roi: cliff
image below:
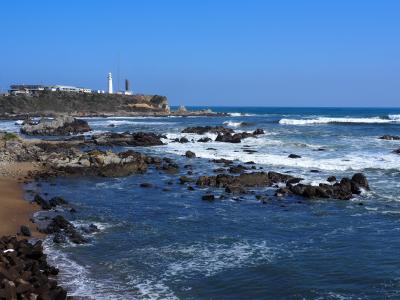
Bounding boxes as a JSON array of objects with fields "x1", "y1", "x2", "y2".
[{"x1": 0, "y1": 91, "x2": 169, "y2": 116}]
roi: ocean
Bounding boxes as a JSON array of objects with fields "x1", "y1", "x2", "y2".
[{"x1": 3, "y1": 107, "x2": 400, "y2": 299}]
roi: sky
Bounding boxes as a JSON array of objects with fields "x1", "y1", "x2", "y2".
[{"x1": 0, "y1": 0, "x2": 399, "y2": 106}]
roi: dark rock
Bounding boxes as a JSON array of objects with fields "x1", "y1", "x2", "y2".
[
  {"x1": 253, "y1": 128, "x2": 265, "y2": 135},
  {"x1": 379, "y1": 135, "x2": 400, "y2": 140},
  {"x1": 48, "y1": 196, "x2": 68, "y2": 207},
  {"x1": 393, "y1": 148, "x2": 400, "y2": 154},
  {"x1": 93, "y1": 132, "x2": 164, "y2": 147},
  {"x1": 288, "y1": 154, "x2": 301, "y2": 159},
  {"x1": 33, "y1": 194, "x2": 51, "y2": 210},
  {"x1": 185, "y1": 151, "x2": 196, "y2": 158},
  {"x1": 228, "y1": 165, "x2": 248, "y2": 174},
  {"x1": 140, "y1": 183, "x2": 153, "y2": 188},
  {"x1": 202, "y1": 194, "x2": 215, "y2": 201},
  {"x1": 179, "y1": 176, "x2": 195, "y2": 184},
  {"x1": 351, "y1": 173, "x2": 369, "y2": 190},
  {"x1": 243, "y1": 149, "x2": 258, "y2": 153},
  {"x1": 198, "y1": 137, "x2": 212, "y2": 143},
  {"x1": 80, "y1": 224, "x2": 100, "y2": 234},
  {"x1": 327, "y1": 176, "x2": 337, "y2": 182},
  {"x1": 0, "y1": 237, "x2": 68, "y2": 298},
  {"x1": 20, "y1": 226, "x2": 31, "y2": 237},
  {"x1": 211, "y1": 158, "x2": 233, "y2": 165},
  {"x1": 182, "y1": 126, "x2": 234, "y2": 135}
]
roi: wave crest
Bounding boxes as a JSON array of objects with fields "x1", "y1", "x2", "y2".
[{"x1": 279, "y1": 116, "x2": 400, "y2": 125}]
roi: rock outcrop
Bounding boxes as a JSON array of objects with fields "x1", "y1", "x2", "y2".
[
  {"x1": 42, "y1": 149, "x2": 151, "y2": 177},
  {"x1": 284, "y1": 173, "x2": 369, "y2": 200},
  {"x1": 196, "y1": 171, "x2": 369, "y2": 200},
  {"x1": 379, "y1": 135, "x2": 400, "y2": 140},
  {"x1": 92, "y1": 132, "x2": 164, "y2": 147},
  {"x1": 21, "y1": 116, "x2": 91, "y2": 136},
  {"x1": 0, "y1": 92, "x2": 169, "y2": 116},
  {"x1": 0, "y1": 236, "x2": 67, "y2": 299},
  {"x1": 181, "y1": 126, "x2": 234, "y2": 135}
]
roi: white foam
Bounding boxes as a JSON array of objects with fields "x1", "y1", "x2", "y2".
[
  {"x1": 228, "y1": 112, "x2": 255, "y2": 117},
  {"x1": 388, "y1": 114, "x2": 400, "y2": 121},
  {"x1": 279, "y1": 117, "x2": 400, "y2": 125},
  {"x1": 88, "y1": 119, "x2": 174, "y2": 127},
  {"x1": 161, "y1": 240, "x2": 277, "y2": 278},
  {"x1": 44, "y1": 238, "x2": 176, "y2": 300},
  {"x1": 161, "y1": 133, "x2": 400, "y2": 171},
  {"x1": 223, "y1": 120, "x2": 243, "y2": 127}
]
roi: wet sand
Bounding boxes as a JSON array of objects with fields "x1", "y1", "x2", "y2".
[{"x1": 0, "y1": 162, "x2": 43, "y2": 237}]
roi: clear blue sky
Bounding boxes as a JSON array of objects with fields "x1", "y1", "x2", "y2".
[{"x1": 1, "y1": 0, "x2": 399, "y2": 106}]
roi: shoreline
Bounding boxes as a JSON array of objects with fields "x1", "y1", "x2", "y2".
[{"x1": 0, "y1": 161, "x2": 43, "y2": 237}]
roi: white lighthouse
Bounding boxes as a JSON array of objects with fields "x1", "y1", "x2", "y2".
[{"x1": 107, "y1": 72, "x2": 113, "y2": 94}]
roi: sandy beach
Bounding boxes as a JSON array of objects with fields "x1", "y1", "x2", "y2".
[{"x1": 0, "y1": 161, "x2": 43, "y2": 237}]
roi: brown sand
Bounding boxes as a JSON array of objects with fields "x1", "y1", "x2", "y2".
[{"x1": 0, "y1": 161, "x2": 44, "y2": 237}]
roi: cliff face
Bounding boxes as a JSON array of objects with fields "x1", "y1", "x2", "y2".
[{"x1": 0, "y1": 91, "x2": 169, "y2": 116}]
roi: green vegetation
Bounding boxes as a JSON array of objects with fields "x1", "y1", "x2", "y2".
[{"x1": 2, "y1": 132, "x2": 19, "y2": 141}]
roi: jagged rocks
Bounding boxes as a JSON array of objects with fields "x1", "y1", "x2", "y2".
[
  {"x1": 182, "y1": 126, "x2": 234, "y2": 135},
  {"x1": 215, "y1": 129, "x2": 265, "y2": 143},
  {"x1": 92, "y1": 132, "x2": 164, "y2": 147},
  {"x1": 0, "y1": 236, "x2": 67, "y2": 299},
  {"x1": 286, "y1": 173, "x2": 369, "y2": 200},
  {"x1": 21, "y1": 116, "x2": 91, "y2": 136},
  {"x1": 41, "y1": 215, "x2": 87, "y2": 244},
  {"x1": 196, "y1": 171, "x2": 296, "y2": 189},
  {"x1": 198, "y1": 137, "x2": 212, "y2": 143},
  {"x1": 43, "y1": 149, "x2": 150, "y2": 177}
]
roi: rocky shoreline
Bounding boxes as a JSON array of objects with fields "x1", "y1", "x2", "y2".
[{"x1": 0, "y1": 120, "x2": 373, "y2": 299}]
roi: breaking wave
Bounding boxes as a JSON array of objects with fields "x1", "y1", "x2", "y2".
[{"x1": 279, "y1": 116, "x2": 400, "y2": 125}]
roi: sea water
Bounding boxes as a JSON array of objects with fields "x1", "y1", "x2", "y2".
[{"x1": 3, "y1": 107, "x2": 400, "y2": 299}]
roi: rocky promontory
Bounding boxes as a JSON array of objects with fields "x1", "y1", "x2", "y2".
[{"x1": 0, "y1": 91, "x2": 169, "y2": 117}]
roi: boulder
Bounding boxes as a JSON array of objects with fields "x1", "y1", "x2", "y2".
[
  {"x1": 288, "y1": 154, "x2": 301, "y2": 159},
  {"x1": 253, "y1": 128, "x2": 265, "y2": 135},
  {"x1": 0, "y1": 237, "x2": 67, "y2": 299},
  {"x1": 185, "y1": 151, "x2": 196, "y2": 158}
]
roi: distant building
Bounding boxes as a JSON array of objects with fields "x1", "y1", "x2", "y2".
[
  {"x1": 9, "y1": 84, "x2": 45, "y2": 95},
  {"x1": 9, "y1": 84, "x2": 93, "y2": 95}
]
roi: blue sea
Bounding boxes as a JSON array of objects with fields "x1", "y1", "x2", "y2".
[{"x1": 3, "y1": 107, "x2": 400, "y2": 299}]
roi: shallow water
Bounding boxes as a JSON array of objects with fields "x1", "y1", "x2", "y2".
[{"x1": 3, "y1": 107, "x2": 400, "y2": 299}]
